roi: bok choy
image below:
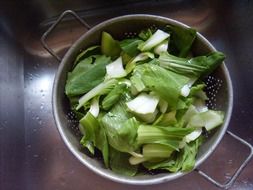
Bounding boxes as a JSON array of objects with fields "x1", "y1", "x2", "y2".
[{"x1": 65, "y1": 25, "x2": 225, "y2": 176}]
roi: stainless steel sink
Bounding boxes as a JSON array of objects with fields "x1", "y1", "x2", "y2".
[{"x1": 1, "y1": 0, "x2": 253, "y2": 189}]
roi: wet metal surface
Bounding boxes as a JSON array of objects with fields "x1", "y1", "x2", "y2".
[{"x1": 1, "y1": 0, "x2": 253, "y2": 189}]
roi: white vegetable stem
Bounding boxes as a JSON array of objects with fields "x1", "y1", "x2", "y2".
[
  {"x1": 181, "y1": 85, "x2": 191, "y2": 97},
  {"x1": 126, "y1": 93, "x2": 159, "y2": 114},
  {"x1": 76, "y1": 79, "x2": 116, "y2": 110},
  {"x1": 154, "y1": 40, "x2": 169, "y2": 55},
  {"x1": 131, "y1": 52, "x2": 154, "y2": 63},
  {"x1": 106, "y1": 56, "x2": 127, "y2": 78},
  {"x1": 184, "y1": 129, "x2": 202, "y2": 143},
  {"x1": 89, "y1": 97, "x2": 100, "y2": 117},
  {"x1": 139, "y1": 29, "x2": 170, "y2": 51},
  {"x1": 188, "y1": 110, "x2": 224, "y2": 131}
]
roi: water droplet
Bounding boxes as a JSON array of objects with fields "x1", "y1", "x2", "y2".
[
  {"x1": 27, "y1": 145, "x2": 32, "y2": 148},
  {"x1": 33, "y1": 154, "x2": 39, "y2": 158},
  {"x1": 36, "y1": 116, "x2": 40, "y2": 120},
  {"x1": 38, "y1": 120, "x2": 42, "y2": 125},
  {"x1": 40, "y1": 89, "x2": 43, "y2": 93},
  {"x1": 40, "y1": 103, "x2": 44, "y2": 110}
]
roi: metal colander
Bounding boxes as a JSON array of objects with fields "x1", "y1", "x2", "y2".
[{"x1": 50, "y1": 13, "x2": 233, "y2": 185}]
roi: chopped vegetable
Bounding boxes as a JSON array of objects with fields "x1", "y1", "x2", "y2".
[
  {"x1": 76, "y1": 79, "x2": 117, "y2": 110},
  {"x1": 65, "y1": 55, "x2": 111, "y2": 96},
  {"x1": 102, "y1": 83, "x2": 128, "y2": 110},
  {"x1": 159, "y1": 51, "x2": 225, "y2": 78},
  {"x1": 89, "y1": 97, "x2": 100, "y2": 117},
  {"x1": 101, "y1": 32, "x2": 121, "y2": 58},
  {"x1": 126, "y1": 93, "x2": 159, "y2": 115},
  {"x1": 65, "y1": 26, "x2": 225, "y2": 176},
  {"x1": 154, "y1": 39, "x2": 169, "y2": 55},
  {"x1": 138, "y1": 29, "x2": 170, "y2": 52},
  {"x1": 106, "y1": 56, "x2": 127, "y2": 78}
]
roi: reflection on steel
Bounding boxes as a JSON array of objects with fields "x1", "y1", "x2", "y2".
[{"x1": 41, "y1": 10, "x2": 91, "y2": 62}]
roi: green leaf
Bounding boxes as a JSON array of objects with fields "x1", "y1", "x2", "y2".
[
  {"x1": 126, "y1": 52, "x2": 154, "y2": 74},
  {"x1": 101, "y1": 96, "x2": 139, "y2": 153},
  {"x1": 110, "y1": 147, "x2": 138, "y2": 176},
  {"x1": 119, "y1": 38, "x2": 143, "y2": 57},
  {"x1": 66, "y1": 55, "x2": 111, "y2": 97},
  {"x1": 168, "y1": 137, "x2": 203, "y2": 172},
  {"x1": 134, "y1": 64, "x2": 190, "y2": 108},
  {"x1": 96, "y1": 118, "x2": 109, "y2": 168},
  {"x1": 71, "y1": 56, "x2": 93, "y2": 75},
  {"x1": 80, "y1": 112, "x2": 98, "y2": 141},
  {"x1": 138, "y1": 28, "x2": 154, "y2": 40},
  {"x1": 189, "y1": 84, "x2": 206, "y2": 97},
  {"x1": 74, "y1": 45, "x2": 100, "y2": 65},
  {"x1": 187, "y1": 110, "x2": 224, "y2": 131},
  {"x1": 138, "y1": 29, "x2": 170, "y2": 52},
  {"x1": 102, "y1": 83, "x2": 128, "y2": 110},
  {"x1": 80, "y1": 137, "x2": 95, "y2": 155},
  {"x1": 154, "y1": 111, "x2": 177, "y2": 126},
  {"x1": 137, "y1": 125, "x2": 194, "y2": 150},
  {"x1": 143, "y1": 157, "x2": 175, "y2": 170},
  {"x1": 79, "y1": 112, "x2": 109, "y2": 167},
  {"x1": 102, "y1": 115, "x2": 139, "y2": 153},
  {"x1": 76, "y1": 79, "x2": 118, "y2": 110},
  {"x1": 159, "y1": 51, "x2": 225, "y2": 78},
  {"x1": 101, "y1": 32, "x2": 121, "y2": 59},
  {"x1": 130, "y1": 74, "x2": 146, "y2": 92},
  {"x1": 143, "y1": 143, "x2": 174, "y2": 158},
  {"x1": 143, "y1": 137, "x2": 203, "y2": 172},
  {"x1": 166, "y1": 25, "x2": 196, "y2": 57}
]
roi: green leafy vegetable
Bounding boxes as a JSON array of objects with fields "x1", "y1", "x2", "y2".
[
  {"x1": 79, "y1": 112, "x2": 109, "y2": 167},
  {"x1": 134, "y1": 64, "x2": 190, "y2": 108},
  {"x1": 110, "y1": 147, "x2": 138, "y2": 176},
  {"x1": 101, "y1": 32, "x2": 121, "y2": 58},
  {"x1": 101, "y1": 96, "x2": 139, "y2": 153},
  {"x1": 102, "y1": 83, "x2": 128, "y2": 110},
  {"x1": 74, "y1": 45, "x2": 100, "y2": 65},
  {"x1": 76, "y1": 79, "x2": 118, "y2": 110},
  {"x1": 138, "y1": 28, "x2": 153, "y2": 40},
  {"x1": 159, "y1": 51, "x2": 225, "y2": 78},
  {"x1": 138, "y1": 29, "x2": 170, "y2": 52},
  {"x1": 166, "y1": 25, "x2": 196, "y2": 57},
  {"x1": 120, "y1": 38, "x2": 143, "y2": 57},
  {"x1": 137, "y1": 125, "x2": 195, "y2": 150},
  {"x1": 66, "y1": 55, "x2": 111, "y2": 97},
  {"x1": 65, "y1": 26, "x2": 226, "y2": 176}
]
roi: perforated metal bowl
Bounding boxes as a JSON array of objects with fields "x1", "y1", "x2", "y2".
[{"x1": 52, "y1": 14, "x2": 233, "y2": 185}]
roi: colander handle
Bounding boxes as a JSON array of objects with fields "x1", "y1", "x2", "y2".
[
  {"x1": 195, "y1": 131, "x2": 253, "y2": 189},
  {"x1": 41, "y1": 10, "x2": 91, "y2": 62}
]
